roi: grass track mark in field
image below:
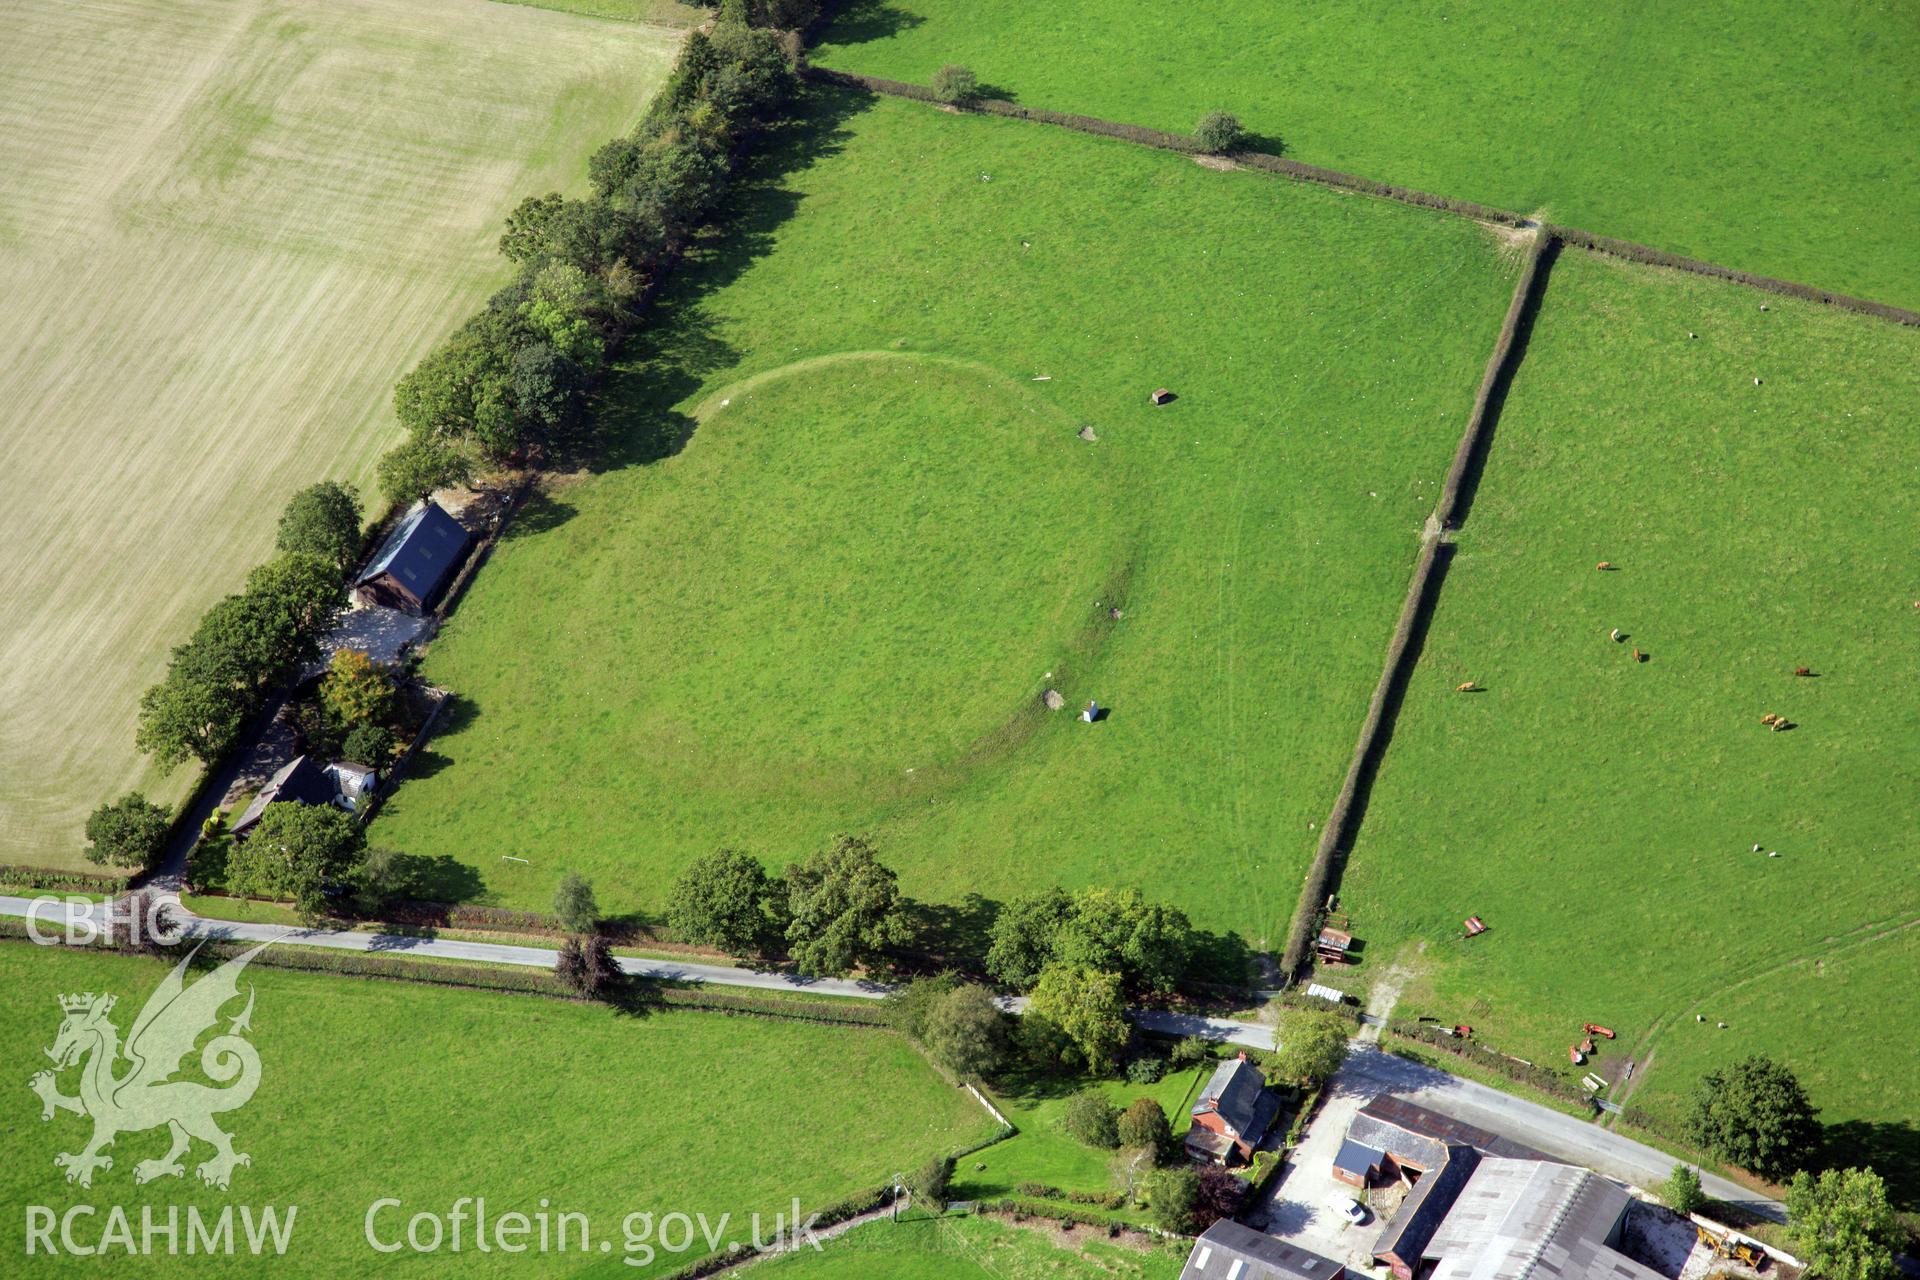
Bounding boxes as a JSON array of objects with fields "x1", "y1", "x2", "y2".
[{"x1": 1338, "y1": 248, "x2": 1920, "y2": 1190}]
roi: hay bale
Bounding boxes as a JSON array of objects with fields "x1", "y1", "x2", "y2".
[
  {"x1": 1042, "y1": 689, "x2": 1066, "y2": 711},
  {"x1": 1078, "y1": 425, "x2": 1098, "y2": 442}
]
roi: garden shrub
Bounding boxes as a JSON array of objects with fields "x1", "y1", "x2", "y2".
[
  {"x1": 1662, "y1": 1164, "x2": 1705, "y2": 1214},
  {"x1": 1116, "y1": 1096, "x2": 1172, "y2": 1156},
  {"x1": 1061, "y1": 1089, "x2": 1121, "y2": 1149},
  {"x1": 1168, "y1": 1035, "x2": 1214, "y2": 1069},
  {"x1": 342, "y1": 722, "x2": 396, "y2": 765},
  {"x1": 1126, "y1": 1054, "x2": 1166, "y2": 1084}
]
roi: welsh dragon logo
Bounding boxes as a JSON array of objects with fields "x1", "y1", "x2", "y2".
[{"x1": 29, "y1": 941, "x2": 268, "y2": 1190}]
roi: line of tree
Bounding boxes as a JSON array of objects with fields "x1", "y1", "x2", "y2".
[
  {"x1": 129, "y1": 481, "x2": 361, "y2": 777},
  {"x1": 986, "y1": 885, "x2": 1198, "y2": 995},
  {"x1": 667, "y1": 835, "x2": 909, "y2": 979},
  {"x1": 374, "y1": 11, "x2": 802, "y2": 503},
  {"x1": 97, "y1": 10, "x2": 815, "y2": 862}
]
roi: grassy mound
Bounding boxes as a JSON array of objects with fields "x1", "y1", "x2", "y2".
[{"x1": 371, "y1": 86, "x2": 1521, "y2": 943}]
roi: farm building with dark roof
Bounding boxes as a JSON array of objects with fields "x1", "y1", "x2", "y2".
[
  {"x1": 1335, "y1": 1096, "x2": 1546, "y2": 1188},
  {"x1": 231, "y1": 755, "x2": 337, "y2": 837},
  {"x1": 352, "y1": 499, "x2": 471, "y2": 615},
  {"x1": 1182, "y1": 1220, "x2": 1345, "y2": 1280}
]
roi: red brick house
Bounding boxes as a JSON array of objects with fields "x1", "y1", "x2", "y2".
[{"x1": 1185, "y1": 1053, "x2": 1279, "y2": 1165}]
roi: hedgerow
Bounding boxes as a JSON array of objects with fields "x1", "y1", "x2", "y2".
[
  {"x1": 385, "y1": 18, "x2": 801, "y2": 480},
  {"x1": 806, "y1": 65, "x2": 1919, "y2": 331},
  {"x1": 0, "y1": 864, "x2": 130, "y2": 893},
  {"x1": 1279, "y1": 235, "x2": 1552, "y2": 977}
]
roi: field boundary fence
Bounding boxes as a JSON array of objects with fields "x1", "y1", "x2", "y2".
[
  {"x1": 800, "y1": 67, "x2": 1920, "y2": 328},
  {"x1": 1279, "y1": 233, "x2": 1554, "y2": 977}
]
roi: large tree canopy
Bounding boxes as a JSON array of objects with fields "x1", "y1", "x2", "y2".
[
  {"x1": 988, "y1": 886, "x2": 1194, "y2": 994},
  {"x1": 1020, "y1": 962, "x2": 1128, "y2": 1074},
  {"x1": 377, "y1": 436, "x2": 474, "y2": 507},
  {"x1": 669, "y1": 848, "x2": 784, "y2": 957},
  {"x1": 1786, "y1": 1167, "x2": 1900, "y2": 1280},
  {"x1": 782, "y1": 835, "x2": 908, "y2": 977},
  {"x1": 275, "y1": 481, "x2": 362, "y2": 573},
  {"x1": 1267, "y1": 1007, "x2": 1352, "y2": 1086},
  {"x1": 227, "y1": 802, "x2": 366, "y2": 920},
  {"x1": 84, "y1": 792, "x2": 171, "y2": 870},
  {"x1": 1685, "y1": 1054, "x2": 1820, "y2": 1182}
]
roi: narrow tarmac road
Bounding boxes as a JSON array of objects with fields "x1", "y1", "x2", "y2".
[{"x1": 0, "y1": 895, "x2": 1780, "y2": 1223}]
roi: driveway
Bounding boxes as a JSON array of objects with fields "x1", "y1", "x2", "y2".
[{"x1": 1247, "y1": 1077, "x2": 1383, "y2": 1268}]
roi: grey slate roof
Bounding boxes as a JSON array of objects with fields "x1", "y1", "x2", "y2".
[
  {"x1": 1349, "y1": 1108, "x2": 1447, "y2": 1172},
  {"x1": 1182, "y1": 1220, "x2": 1345, "y2": 1280},
  {"x1": 1194, "y1": 1056, "x2": 1280, "y2": 1143},
  {"x1": 1351, "y1": 1096, "x2": 1547, "y2": 1169},
  {"x1": 356, "y1": 500, "x2": 470, "y2": 609},
  {"x1": 1335, "y1": 1137, "x2": 1387, "y2": 1179},
  {"x1": 1374, "y1": 1143, "x2": 1481, "y2": 1266},
  {"x1": 233, "y1": 755, "x2": 336, "y2": 833},
  {"x1": 326, "y1": 761, "x2": 379, "y2": 812}
]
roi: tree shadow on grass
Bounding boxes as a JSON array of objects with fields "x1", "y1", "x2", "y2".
[
  {"x1": 1822, "y1": 1119, "x2": 1920, "y2": 1210},
  {"x1": 499, "y1": 489, "x2": 577, "y2": 541},
  {"x1": 574, "y1": 84, "x2": 866, "y2": 476},
  {"x1": 816, "y1": 0, "x2": 926, "y2": 47},
  {"x1": 986, "y1": 1065, "x2": 1090, "y2": 1107},
  {"x1": 607, "y1": 979, "x2": 670, "y2": 1021},
  {"x1": 385, "y1": 694, "x2": 477, "y2": 785},
  {"x1": 899, "y1": 892, "x2": 1002, "y2": 973},
  {"x1": 1189, "y1": 929, "x2": 1258, "y2": 990},
  {"x1": 1238, "y1": 130, "x2": 1288, "y2": 157},
  {"x1": 380, "y1": 853, "x2": 486, "y2": 905}
]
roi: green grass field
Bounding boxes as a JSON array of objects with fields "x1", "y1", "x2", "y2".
[
  {"x1": 369, "y1": 86, "x2": 1521, "y2": 943},
  {"x1": 813, "y1": 0, "x2": 1920, "y2": 307},
  {"x1": 955, "y1": 1067, "x2": 1209, "y2": 1210},
  {"x1": 1621, "y1": 926, "x2": 1920, "y2": 1204},
  {"x1": 0, "y1": 940, "x2": 996, "y2": 1275},
  {"x1": 0, "y1": 0, "x2": 683, "y2": 869},
  {"x1": 757, "y1": 1214, "x2": 1184, "y2": 1279},
  {"x1": 1335, "y1": 249, "x2": 1920, "y2": 1190}
]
